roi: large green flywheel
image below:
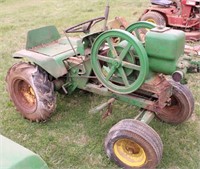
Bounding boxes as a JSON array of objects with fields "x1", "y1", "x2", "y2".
[{"x1": 91, "y1": 29, "x2": 149, "y2": 94}]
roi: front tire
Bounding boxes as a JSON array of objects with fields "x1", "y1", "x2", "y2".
[
  {"x1": 6, "y1": 62, "x2": 56, "y2": 121},
  {"x1": 105, "y1": 119, "x2": 163, "y2": 169}
]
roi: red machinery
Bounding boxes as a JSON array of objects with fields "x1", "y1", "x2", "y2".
[{"x1": 139, "y1": 0, "x2": 200, "y2": 41}]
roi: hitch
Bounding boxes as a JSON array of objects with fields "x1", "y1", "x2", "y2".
[
  {"x1": 89, "y1": 98, "x2": 115, "y2": 120},
  {"x1": 89, "y1": 98, "x2": 115, "y2": 114}
]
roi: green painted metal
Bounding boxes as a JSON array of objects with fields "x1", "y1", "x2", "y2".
[
  {"x1": 140, "y1": 111, "x2": 155, "y2": 124},
  {"x1": 126, "y1": 21, "x2": 156, "y2": 32},
  {"x1": 0, "y1": 135, "x2": 48, "y2": 169},
  {"x1": 134, "y1": 110, "x2": 155, "y2": 124},
  {"x1": 91, "y1": 29, "x2": 149, "y2": 94},
  {"x1": 26, "y1": 25, "x2": 61, "y2": 49},
  {"x1": 77, "y1": 40, "x2": 85, "y2": 55},
  {"x1": 61, "y1": 81, "x2": 78, "y2": 95},
  {"x1": 81, "y1": 83, "x2": 149, "y2": 109},
  {"x1": 83, "y1": 83, "x2": 112, "y2": 96},
  {"x1": 126, "y1": 21, "x2": 156, "y2": 42},
  {"x1": 146, "y1": 27, "x2": 185, "y2": 74},
  {"x1": 68, "y1": 59, "x2": 93, "y2": 90},
  {"x1": 13, "y1": 36, "x2": 80, "y2": 78},
  {"x1": 190, "y1": 60, "x2": 200, "y2": 72},
  {"x1": 107, "y1": 45, "x2": 135, "y2": 76},
  {"x1": 81, "y1": 32, "x2": 103, "y2": 54},
  {"x1": 114, "y1": 94, "x2": 148, "y2": 108},
  {"x1": 13, "y1": 49, "x2": 68, "y2": 78},
  {"x1": 32, "y1": 37, "x2": 79, "y2": 57}
]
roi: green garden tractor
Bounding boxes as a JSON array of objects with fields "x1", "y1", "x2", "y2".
[{"x1": 6, "y1": 4, "x2": 195, "y2": 169}]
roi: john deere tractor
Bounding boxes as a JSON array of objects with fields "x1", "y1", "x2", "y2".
[{"x1": 6, "y1": 4, "x2": 195, "y2": 169}]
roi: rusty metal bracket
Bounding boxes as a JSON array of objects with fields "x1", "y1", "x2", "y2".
[
  {"x1": 107, "y1": 16, "x2": 129, "y2": 30},
  {"x1": 89, "y1": 98, "x2": 115, "y2": 114},
  {"x1": 89, "y1": 98, "x2": 116, "y2": 120},
  {"x1": 139, "y1": 74, "x2": 172, "y2": 108},
  {"x1": 102, "y1": 100, "x2": 114, "y2": 120}
]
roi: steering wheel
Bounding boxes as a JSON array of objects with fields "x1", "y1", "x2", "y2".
[{"x1": 65, "y1": 17, "x2": 105, "y2": 34}]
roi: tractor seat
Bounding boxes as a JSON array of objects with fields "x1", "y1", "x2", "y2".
[
  {"x1": 150, "y1": 0, "x2": 172, "y2": 6},
  {"x1": 25, "y1": 25, "x2": 80, "y2": 57}
]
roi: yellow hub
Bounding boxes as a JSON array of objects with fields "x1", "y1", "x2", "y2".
[
  {"x1": 146, "y1": 19, "x2": 156, "y2": 24},
  {"x1": 114, "y1": 138, "x2": 146, "y2": 167},
  {"x1": 20, "y1": 81, "x2": 36, "y2": 106}
]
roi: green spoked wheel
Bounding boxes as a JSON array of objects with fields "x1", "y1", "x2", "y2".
[
  {"x1": 126, "y1": 21, "x2": 156, "y2": 43},
  {"x1": 91, "y1": 29, "x2": 149, "y2": 94},
  {"x1": 107, "y1": 46, "x2": 135, "y2": 77}
]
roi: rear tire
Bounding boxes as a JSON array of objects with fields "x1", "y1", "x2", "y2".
[
  {"x1": 156, "y1": 81, "x2": 194, "y2": 124},
  {"x1": 105, "y1": 119, "x2": 163, "y2": 169},
  {"x1": 6, "y1": 62, "x2": 56, "y2": 121},
  {"x1": 140, "y1": 11, "x2": 166, "y2": 26}
]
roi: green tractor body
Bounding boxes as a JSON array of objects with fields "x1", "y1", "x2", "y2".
[
  {"x1": 13, "y1": 24, "x2": 188, "y2": 81},
  {"x1": 0, "y1": 135, "x2": 48, "y2": 169},
  {"x1": 14, "y1": 25, "x2": 78, "y2": 78},
  {"x1": 6, "y1": 5, "x2": 196, "y2": 169}
]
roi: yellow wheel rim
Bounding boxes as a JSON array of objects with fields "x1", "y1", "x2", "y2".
[
  {"x1": 20, "y1": 81, "x2": 36, "y2": 107},
  {"x1": 146, "y1": 19, "x2": 156, "y2": 24},
  {"x1": 114, "y1": 138, "x2": 146, "y2": 167}
]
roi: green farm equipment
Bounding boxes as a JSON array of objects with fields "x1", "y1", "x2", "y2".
[
  {"x1": 0, "y1": 135, "x2": 48, "y2": 169},
  {"x1": 6, "y1": 4, "x2": 195, "y2": 169}
]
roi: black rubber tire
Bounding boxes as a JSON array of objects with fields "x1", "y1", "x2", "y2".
[
  {"x1": 156, "y1": 80, "x2": 194, "y2": 124},
  {"x1": 140, "y1": 11, "x2": 166, "y2": 26},
  {"x1": 105, "y1": 119, "x2": 163, "y2": 169},
  {"x1": 6, "y1": 62, "x2": 56, "y2": 121}
]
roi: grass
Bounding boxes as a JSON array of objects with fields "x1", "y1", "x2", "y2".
[{"x1": 1, "y1": 0, "x2": 200, "y2": 168}]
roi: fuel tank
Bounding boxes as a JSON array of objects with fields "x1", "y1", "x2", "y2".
[{"x1": 145, "y1": 27, "x2": 185, "y2": 74}]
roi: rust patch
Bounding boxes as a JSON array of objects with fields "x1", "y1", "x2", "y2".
[
  {"x1": 107, "y1": 16, "x2": 129, "y2": 30},
  {"x1": 140, "y1": 74, "x2": 172, "y2": 109}
]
